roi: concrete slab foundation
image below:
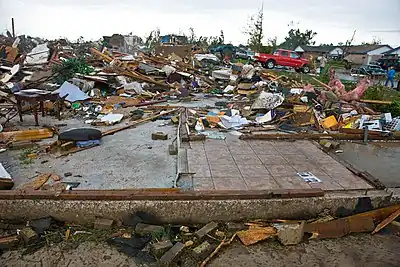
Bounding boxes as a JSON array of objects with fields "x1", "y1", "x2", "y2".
[{"x1": 0, "y1": 190, "x2": 395, "y2": 224}]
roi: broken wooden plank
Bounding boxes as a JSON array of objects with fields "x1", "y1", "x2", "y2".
[
  {"x1": 304, "y1": 215, "x2": 374, "y2": 239},
  {"x1": 304, "y1": 205, "x2": 400, "y2": 239},
  {"x1": 0, "y1": 128, "x2": 54, "y2": 142},
  {"x1": 311, "y1": 77, "x2": 334, "y2": 91},
  {"x1": 237, "y1": 227, "x2": 277, "y2": 245},
  {"x1": 240, "y1": 133, "x2": 400, "y2": 141},
  {"x1": 22, "y1": 173, "x2": 51, "y2": 190},
  {"x1": 0, "y1": 235, "x2": 19, "y2": 250},
  {"x1": 102, "y1": 109, "x2": 178, "y2": 137},
  {"x1": 359, "y1": 99, "x2": 392, "y2": 105},
  {"x1": 372, "y1": 207, "x2": 400, "y2": 234}
]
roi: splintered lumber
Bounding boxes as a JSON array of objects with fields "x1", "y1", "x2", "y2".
[
  {"x1": 239, "y1": 133, "x2": 400, "y2": 141},
  {"x1": 22, "y1": 173, "x2": 51, "y2": 190},
  {"x1": 0, "y1": 128, "x2": 53, "y2": 142},
  {"x1": 372, "y1": 207, "x2": 400, "y2": 234},
  {"x1": 359, "y1": 99, "x2": 392, "y2": 105},
  {"x1": 200, "y1": 233, "x2": 237, "y2": 267},
  {"x1": 90, "y1": 48, "x2": 113, "y2": 63},
  {"x1": 102, "y1": 109, "x2": 178, "y2": 137},
  {"x1": 311, "y1": 77, "x2": 334, "y2": 91},
  {"x1": 304, "y1": 204, "x2": 400, "y2": 239},
  {"x1": 237, "y1": 227, "x2": 277, "y2": 245}
]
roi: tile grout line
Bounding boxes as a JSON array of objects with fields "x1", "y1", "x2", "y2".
[
  {"x1": 224, "y1": 139, "x2": 248, "y2": 190},
  {"x1": 202, "y1": 142, "x2": 217, "y2": 190},
  {"x1": 248, "y1": 141, "x2": 282, "y2": 188}
]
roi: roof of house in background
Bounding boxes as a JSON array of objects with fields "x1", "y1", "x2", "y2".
[
  {"x1": 345, "y1": 44, "x2": 392, "y2": 54},
  {"x1": 384, "y1": 46, "x2": 400, "y2": 55},
  {"x1": 295, "y1": 45, "x2": 337, "y2": 53}
]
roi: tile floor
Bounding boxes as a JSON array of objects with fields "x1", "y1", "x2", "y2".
[{"x1": 187, "y1": 138, "x2": 374, "y2": 191}]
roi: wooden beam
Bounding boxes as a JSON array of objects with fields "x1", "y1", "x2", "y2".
[
  {"x1": 359, "y1": 99, "x2": 392, "y2": 105},
  {"x1": 0, "y1": 188, "x2": 324, "y2": 201},
  {"x1": 311, "y1": 77, "x2": 334, "y2": 91},
  {"x1": 0, "y1": 128, "x2": 54, "y2": 142},
  {"x1": 239, "y1": 133, "x2": 400, "y2": 141}
]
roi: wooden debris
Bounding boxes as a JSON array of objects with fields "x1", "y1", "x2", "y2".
[
  {"x1": 237, "y1": 226, "x2": 277, "y2": 246},
  {"x1": 304, "y1": 205, "x2": 400, "y2": 239},
  {"x1": 200, "y1": 233, "x2": 237, "y2": 267},
  {"x1": 0, "y1": 128, "x2": 53, "y2": 142},
  {"x1": 22, "y1": 173, "x2": 51, "y2": 190},
  {"x1": 0, "y1": 235, "x2": 19, "y2": 250},
  {"x1": 372, "y1": 207, "x2": 400, "y2": 234},
  {"x1": 359, "y1": 99, "x2": 392, "y2": 105},
  {"x1": 50, "y1": 173, "x2": 61, "y2": 182},
  {"x1": 240, "y1": 133, "x2": 400, "y2": 141},
  {"x1": 305, "y1": 216, "x2": 374, "y2": 239}
]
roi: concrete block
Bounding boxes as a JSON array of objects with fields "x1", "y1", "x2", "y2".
[
  {"x1": 135, "y1": 223, "x2": 164, "y2": 235},
  {"x1": 171, "y1": 116, "x2": 179, "y2": 124},
  {"x1": 159, "y1": 242, "x2": 184, "y2": 265},
  {"x1": 192, "y1": 241, "x2": 212, "y2": 260},
  {"x1": 277, "y1": 221, "x2": 305, "y2": 245},
  {"x1": 94, "y1": 218, "x2": 114, "y2": 229},
  {"x1": 168, "y1": 144, "x2": 178, "y2": 155},
  {"x1": 152, "y1": 132, "x2": 168, "y2": 140},
  {"x1": 20, "y1": 227, "x2": 38, "y2": 245},
  {"x1": 226, "y1": 222, "x2": 245, "y2": 231},
  {"x1": 195, "y1": 221, "x2": 218, "y2": 239},
  {"x1": 151, "y1": 240, "x2": 173, "y2": 258}
]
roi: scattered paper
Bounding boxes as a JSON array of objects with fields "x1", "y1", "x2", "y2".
[
  {"x1": 25, "y1": 43, "x2": 50, "y2": 65},
  {"x1": 297, "y1": 172, "x2": 321, "y2": 183},
  {"x1": 223, "y1": 85, "x2": 235, "y2": 93},
  {"x1": 256, "y1": 111, "x2": 272, "y2": 124},
  {"x1": 57, "y1": 81, "x2": 90, "y2": 102},
  {"x1": 124, "y1": 82, "x2": 143, "y2": 94},
  {"x1": 100, "y1": 114, "x2": 124, "y2": 125},
  {"x1": 220, "y1": 115, "x2": 249, "y2": 129},
  {"x1": 251, "y1": 92, "x2": 284, "y2": 110}
]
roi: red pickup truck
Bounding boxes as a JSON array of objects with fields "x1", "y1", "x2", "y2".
[{"x1": 255, "y1": 49, "x2": 311, "y2": 73}]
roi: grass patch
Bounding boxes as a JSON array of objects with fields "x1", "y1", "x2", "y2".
[{"x1": 19, "y1": 148, "x2": 37, "y2": 165}]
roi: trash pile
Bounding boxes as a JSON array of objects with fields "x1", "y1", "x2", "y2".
[
  {"x1": 0, "y1": 205, "x2": 399, "y2": 266},
  {"x1": 1, "y1": 33, "x2": 400, "y2": 191}
]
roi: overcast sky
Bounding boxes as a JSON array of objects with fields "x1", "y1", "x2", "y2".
[{"x1": 0, "y1": 0, "x2": 399, "y2": 46}]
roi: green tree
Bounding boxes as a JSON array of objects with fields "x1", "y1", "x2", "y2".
[
  {"x1": 245, "y1": 6, "x2": 264, "y2": 52},
  {"x1": 279, "y1": 21, "x2": 317, "y2": 50}
]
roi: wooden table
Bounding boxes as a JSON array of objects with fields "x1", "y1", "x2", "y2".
[{"x1": 14, "y1": 90, "x2": 60, "y2": 126}]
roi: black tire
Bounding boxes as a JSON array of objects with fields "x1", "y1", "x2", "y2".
[
  {"x1": 266, "y1": 60, "x2": 275, "y2": 69},
  {"x1": 235, "y1": 54, "x2": 239, "y2": 59},
  {"x1": 295, "y1": 68, "x2": 301, "y2": 73},
  {"x1": 302, "y1": 65, "x2": 310, "y2": 74}
]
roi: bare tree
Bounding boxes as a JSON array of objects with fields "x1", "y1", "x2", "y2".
[{"x1": 245, "y1": 5, "x2": 264, "y2": 52}]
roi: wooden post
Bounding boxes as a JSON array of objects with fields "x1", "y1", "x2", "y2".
[{"x1": 11, "y1": 18, "x2": 15, "y2": 38}]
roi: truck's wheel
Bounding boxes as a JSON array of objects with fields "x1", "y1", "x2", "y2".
[
  {"x1": 266, "y1": 60, "x2": 275, "y2": 69},
  {"x1": 302, "y1": 65, "x2": 310, "y2": 74}
]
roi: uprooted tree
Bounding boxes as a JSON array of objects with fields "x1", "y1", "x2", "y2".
[
  {"x1": 245, "y1": 6, "x2": 264, "y2": 52},
  {"x1": 279, "y1": 21, "x2": 317, "y2": 50}
]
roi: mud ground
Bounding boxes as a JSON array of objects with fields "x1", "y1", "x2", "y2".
[{"x1": 1, "y1": 233, "x2": 399, "y2": 267}]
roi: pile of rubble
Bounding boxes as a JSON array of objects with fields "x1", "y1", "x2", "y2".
[
  {"x1": 0, "y1": 205, "x2": 399, "y2": 266},
  {"x1": 1, "y1": 33, "x2": 400, "y2": 190}
]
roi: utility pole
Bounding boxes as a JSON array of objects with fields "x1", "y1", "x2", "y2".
[{"x1": 11, "y1": 18, "x2": 15, "y2": 38}]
